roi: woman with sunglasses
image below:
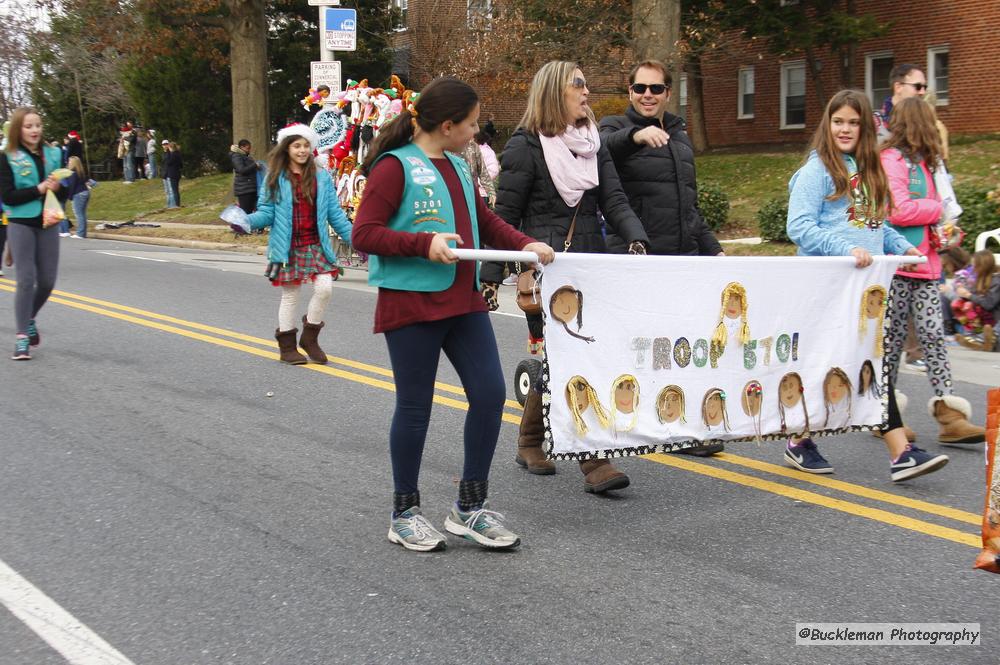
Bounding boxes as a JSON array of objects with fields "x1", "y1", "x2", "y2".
[{"x1": 495, "y1": 60, "x2": 649, "y2": 493}]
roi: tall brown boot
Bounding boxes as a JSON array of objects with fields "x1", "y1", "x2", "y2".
[
  {"x1": 299, "y1": 316, "x2": 328, "y2": 364},
  {"x1": 931, "y1": 395, "x2": 986, "y2": 445},
  {"x1": 275, "y1": 328, "x2": 307, "y2": 365},
  {"x1": 516, "y1": 389, "x2": 556, "y2": 475},
  {"x1": 579, "y1": 459, "x2": 630, "y2": 493}
]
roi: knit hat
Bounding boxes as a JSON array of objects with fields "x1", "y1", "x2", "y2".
[{"x1": 276, "y1": 123, "x2": 319, "y2": 150}]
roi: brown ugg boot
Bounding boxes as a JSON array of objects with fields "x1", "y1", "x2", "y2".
[
  {"x1": 516, "y1": 389, "x2": 556, "y2": 475},
  {"x1": 931, "y1": 395, "x2": 986, "y2": 445},
  {"x1": 275, "y1": 328, "x2": 307, "y2": 365},
  {"x1": 580, "y1": 459, "x2": 630, "y2": 493},
  {"x1": 299, "y1": 316, "x2": 328, "y2": 364}
]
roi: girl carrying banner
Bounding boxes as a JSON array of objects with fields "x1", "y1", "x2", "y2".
[
  {"x1": 785, "y1": 89, "x2": 948, "y2": 483},
  {"x1": 353, "y1": 77, "x2": 554, "y2": 552}
]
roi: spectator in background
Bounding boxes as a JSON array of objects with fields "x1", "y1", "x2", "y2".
[
  {"x1": 66, "y1": 131, "x2": 83, "y2": 163},
  {"x1": 230, "y1": 139, "x2": 259, "y2": 213},
  {"x1": 146, "y1": 130, "x2": 158, "y2": 178},
  {"x1": 163, "y1": 140, "x2": 182, "y2": 208},
  {"x1": 119, "y1": 122, "x2": 135, "y2": 183},
  {"x1": 133, "y1": 129, "x2": 148, "y2": 180},
  {"x1": 62, "y1": 156, "x2": 92, "y2": 239}
]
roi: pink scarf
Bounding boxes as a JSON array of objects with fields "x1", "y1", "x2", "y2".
[{"x1": 539, "y1": 122, "x2": 601, "y2": 207}]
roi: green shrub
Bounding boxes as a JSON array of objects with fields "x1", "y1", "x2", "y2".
[
  {"x1": 954, "y1": 183, "x2": 1000, "y2": 248},
  {"x1": 757, "y1": 196, "x2": 790, "y2": 242},
  {"x1": 698, "y1": 181, "x2": 729, "y2": 231}
]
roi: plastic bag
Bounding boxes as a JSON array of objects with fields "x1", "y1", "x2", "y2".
[
  {"x1": 41, "y1": 190, "x2": 65, "y2": 228},
  {"x1": 220, "y1": 204, "x2": 251, "y2": 235}
]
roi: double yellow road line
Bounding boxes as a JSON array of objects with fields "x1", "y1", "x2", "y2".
[{"x1": 0, "y1": 278, "x2": 983, "y2": 550}]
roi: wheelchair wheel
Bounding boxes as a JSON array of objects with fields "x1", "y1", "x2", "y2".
[{"x1": 513, "y1": 358, "x2": 543, "y2": 407}]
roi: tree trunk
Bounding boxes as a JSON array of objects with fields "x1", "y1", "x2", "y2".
[
  {"x1": 227, "y1": 0, "x2": 270, "y2": 151},
  {"x1": 632, "y1": 0, "x2": 681, "y2": 115},
  {"x1": 804, "y1": 46, "x2": 827, "y2": 113},
  {"x1": 685, "y1": 52, "x2": 708, "y2": 152}
]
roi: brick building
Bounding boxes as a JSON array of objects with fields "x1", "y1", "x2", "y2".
[{"x1": 390, "y1": 0, "x2": 1000, "y2": 147}]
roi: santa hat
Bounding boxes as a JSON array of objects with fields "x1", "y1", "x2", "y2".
[
  {"x1": 67, "y1": 131, "x2": 80, "y2": 140},
  {"x1": 276, "y1": 123, "x2": 319, "y2": 150}
]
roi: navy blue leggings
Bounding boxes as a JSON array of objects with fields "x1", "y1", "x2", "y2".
[{"x1": 384, "y1": 312, "x2": 506, "y2": 494}]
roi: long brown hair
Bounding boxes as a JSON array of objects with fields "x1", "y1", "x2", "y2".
[
  {"x1": 264, "y1": 134, "x2": 317, "y2": 205},
  {"x1": 881, "y1": 97, "x2": 943, "y2": 172},
  {"x1": 518, "y1": 61, "x2": 594, "y2": 137},
  {"x1": 5, "y1": 107, "x2": 43, "y2": 154},
  {"x1": 67, "y1": 156, "x2": 86, "y2": 179},
  {"x1": 809, "y1": 90, "x2": 890, "y2": 220},
  {"x1": 972, "y1": 250, "x2": 997, "y2": 295},
  {"x1": 361, "y1": 77, "x2": 479, "y2": 175}
]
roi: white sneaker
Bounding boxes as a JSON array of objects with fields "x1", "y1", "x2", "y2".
[
  {"x1": 387, "y1": 507, "x2": 447, "y2": 552},
  {"x1": 58, "y1": 232, "x2": 70, "y2": 237},
  {"x1": 444, "y1": 502, "x2": 521, "y2": 549},
  {"x1": 70, "y1": 234, "x2": 82, "y2": 239},
  {"x1": 501, "y1": 274, "x2": 518, "y2": 286}
]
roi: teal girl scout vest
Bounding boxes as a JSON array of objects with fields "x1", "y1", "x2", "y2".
[
  {"x1": 3, "y1": 145, "x2": 63, "y2": 219},
  {"x1": 368, "y1": 142, "x2": 481, "y2": 292}
]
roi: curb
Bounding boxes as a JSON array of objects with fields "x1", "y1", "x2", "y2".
[{"x1": 88, "y1": 232, "x2": 266, "y2": 254}]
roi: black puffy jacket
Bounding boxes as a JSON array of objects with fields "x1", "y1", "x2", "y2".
[
  {"x1": 494, "y1": 128, "x2": 648, "y2": 254},
  {"x1": 230, "y1": 148, "x2": 258, "y2": 196},
  {"x1": 599, "y1": 107, "x2": 722, "y2": 256}
]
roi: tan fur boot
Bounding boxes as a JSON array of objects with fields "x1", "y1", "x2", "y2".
[
  {"x1": 930, "y1": 395, "x2": 986, "y2": 445},
  {"x1": 580, "y1": 459, "x2": 630, "y2": 493},
  {"x1": 299, "y1": 316, "x2": 328, "y2": 364},
  {"x1": 275, "y1": 328, "x2": 307, "y2": 365},
  {"x1": 516, "y1": 389, "x2": 556, "y2": 475}
]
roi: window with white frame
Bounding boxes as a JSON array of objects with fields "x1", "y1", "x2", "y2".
[
  {"x1": 780, "y1": 62, "x2": 806, "y2": 128},
  {"x1": 865, "y1": 52, "x2": 894, "y2": 108},
  {"x1": 679, "y1": 74, "x2": 688, "y2": 119},
  {"x1": 738, "y1": 67, "x2": 755, "y2": 118},
  {"x1": 390, "y1": 0, "x2": 408, "y2": 31},
  {"x1": 927, "y1": 46, "x2": 949, "y2": 105},
  {"x1": 467, "y1": 0, "x2": 492, "y2": 29}
]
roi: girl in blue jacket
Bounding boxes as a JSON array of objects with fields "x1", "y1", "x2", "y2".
[
  {"x1": 247, "y1": 124, "x2": 352, "y2": 366},
  {"x1": 784, "y1": 89, "x2": 947, "y2": 483}
]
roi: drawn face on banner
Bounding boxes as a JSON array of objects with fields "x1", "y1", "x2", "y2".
[
  {"x1": 551, "y1": 287, "x2": 581, "y2": 326},
  {"x1": 656, "y1": 385, "x2": 684, "y2": 424},
  {"x1": 567, "y1": 377, "x2": 591, "y2": 413},
  {"x1": 859, "y1": 360, "x2": 876, "y2": 394},
  {"x1": 742, "y1": 381, "x2": 763, "y2": 417},
  {"x1": 779, "y1": 373, "x2": 803, "y2": 408},
  {"x1": 824, "y1": 368, "x2": 850, "y2": 405},
  {"x1": 703, "y1": 390, "x2": 724, "y2": 426},
  {"x1": 864, "y1": 287, "x2": 886, "y2": 319},
  {"x1": 725, "y1": 292, "x2": 743, "y2": 319},
  {"x1": 613, "y1": 377, "x2": 638, "y2": 414}
]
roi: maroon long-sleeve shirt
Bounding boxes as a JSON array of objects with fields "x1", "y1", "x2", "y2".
[{"x1": 352, "y1": 154, "x2": 536, "y2": 333}]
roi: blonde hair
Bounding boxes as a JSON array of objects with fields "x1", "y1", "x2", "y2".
[
  {"x1": 655, "y1": 385, "x2": 686, "y2": 424},
  {"x1": 565, "y1": 376, "x2": 610, "y2": 436},
  {"x1": 701, "y1": 388, "x2": 731, "y2": 432},
  {"x1": 858, "y1": 285, "x2": 887, "y2": 357},
  {"x1": 822, "y1": 367, "x2": 853, "y2": 428},
  {"x1": 610, "y1": 374, "x2": 639, "y2": 433},
  {"x1": 67, "y1": 156, "x2": 85, "y2": 179},
  {"x1": 710, "y1": 282, "x2": 751, "y2": 363},
  {"x1": 518, "y1": 61, "x2": 594, "y2": 137},
  {"x1": 778, "y1": 372, "x2": 810, "y2": 435}
]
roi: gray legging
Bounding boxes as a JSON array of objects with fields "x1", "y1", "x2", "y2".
[{"x1": 7, "y1": 223, "x2": 60, "y2": 335}]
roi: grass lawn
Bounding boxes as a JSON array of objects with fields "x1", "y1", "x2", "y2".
[{"x1": 82, "y1": 174, "x2": 234, "y2": 225}]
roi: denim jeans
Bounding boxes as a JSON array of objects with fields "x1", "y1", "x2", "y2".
[
  {"x1": 163, "y1": 178, "x2": 178, "y2": 208},
  {"x1": 123, "y1": 153, "x2": 135, "y2": 182},
  {"x1": 72, "y1": 190, "x2": 91, "y2": 237},
  {"x1": 148, "y1": 156, "x2": 157, "y2": 178}
]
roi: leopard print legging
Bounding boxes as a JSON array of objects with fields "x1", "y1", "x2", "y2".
[{"x1": 885, "y1": 275, "x2": 953, "y2": 397}]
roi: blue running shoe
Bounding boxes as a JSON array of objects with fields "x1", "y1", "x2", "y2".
[
  {"x1": 784, "y1": 438, "x2": 833, "y2": 474},
  {"x1": 891, "y1": 445, "x2": 949, "y2": 482},
  {"x1": 387, "y1": 507, "x2": 446, "y2": 552},
  {"x1": 27, "y1": 319, "x2": 39, "y2": 347},
  {"x1": 11, "y1": 335, "x2": 30, "y2": 361}
]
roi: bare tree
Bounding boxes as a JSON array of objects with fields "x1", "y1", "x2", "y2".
[
  {"x1": 0, "y1": 12, "x2": 37, "y2": 118},
  {"x1": 632, "y1": 0, "x2": 681, "y2": 115}
]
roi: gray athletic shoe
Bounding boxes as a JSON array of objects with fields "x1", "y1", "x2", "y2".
[
  {"x1": 444, "y1": 502, "x2": 521, "y2": 550},
  {"x1": 387, "y1": 507, "x2": 447, "y2": 552}
]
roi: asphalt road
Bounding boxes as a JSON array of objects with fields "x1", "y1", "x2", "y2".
[{"x1": 2, "y1": 238, "x2": 997, "y2": 665}]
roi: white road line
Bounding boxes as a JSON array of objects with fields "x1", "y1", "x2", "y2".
[
  {"x1": 0, "y1": 559, "x2": 136, "y2": 665},
  {"x1": 95, "y1": 251, "x2": 169, "y2": 263}
]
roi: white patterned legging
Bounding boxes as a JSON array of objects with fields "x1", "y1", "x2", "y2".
[{"x1": 885, "y1": 275, "x2": 953, "y2": 397}]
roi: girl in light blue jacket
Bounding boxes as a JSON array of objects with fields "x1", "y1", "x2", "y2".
[
  {"x1": 247, "y1": 124, "x2": 352, "y2": 366},
  {"x1": 783, "y1": 89, "x2": 947, "y2": 484}
]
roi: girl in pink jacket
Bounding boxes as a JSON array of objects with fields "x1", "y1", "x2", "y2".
[{"x1": 880, "y1": 97, "x2": 985, "y2": 445}]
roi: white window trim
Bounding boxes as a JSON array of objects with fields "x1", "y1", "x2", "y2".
[
  {"x1": 738, "y1": 66, "x2": 755, "y2": 119},
  {"x1": 865, "y1": 50, "x2": 893, "y2": 107},
  {"x1": 390, "y1": 0, "x2": 408, "y2": 32},
  {"x1": 927, "y1": 45, "x2": 950, "y2": 106},
  {"x1": 780, "y1": 60, "x2": 805, "y2": 130}
]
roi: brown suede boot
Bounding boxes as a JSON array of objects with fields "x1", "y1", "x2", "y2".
[
  {"x1": 516, "y1": 389, "x2": 556, "y2": 475},
  {"x1": 931, "y1": 396, "x2": 986, "y2": 445},
  {"x1": 275, "y1": 328, "x2": 307, "y2": 365},
  {"x1": 580, "y1": 459, "x2": 630, "y2": 493},
  {"x1": 299, "y1": 316, "x2": 328, "y2": 364}
]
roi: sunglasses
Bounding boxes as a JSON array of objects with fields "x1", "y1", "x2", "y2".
[
  {"x1": 901, "y1": 81, "x2": 928, "y2": 91},
  {"x1": 630, "y1": 83, "x2": 669, "y2": 95},
  {"x1": 570, "y1": 77, "x2": 588, "y2": 89}
]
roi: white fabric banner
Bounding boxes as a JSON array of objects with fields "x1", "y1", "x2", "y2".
[{"x1": 537, "y1": 254, "x2": 897, "y2": 459}]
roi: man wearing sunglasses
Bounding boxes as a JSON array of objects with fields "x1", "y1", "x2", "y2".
[
  {"x1": 875, "y1": 63, "x2": 928, "y2": 141},
  {"x1": 599, "y1": 59, "x2": 726, "y2": 457}
]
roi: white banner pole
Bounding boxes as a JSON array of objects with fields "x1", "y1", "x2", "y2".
[{"x1": 451, "y1": 249, "x2": 927, "y2": 266}]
